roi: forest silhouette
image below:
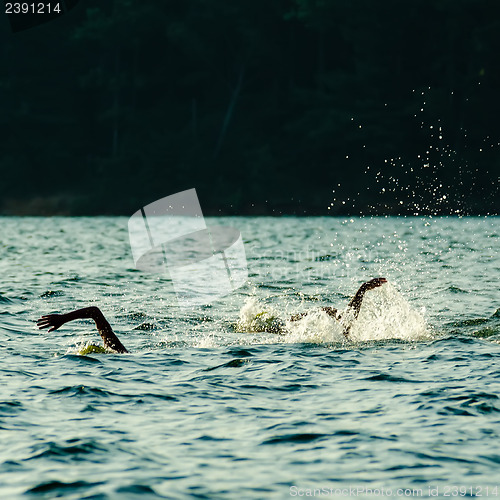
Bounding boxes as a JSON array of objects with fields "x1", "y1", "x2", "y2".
[{"x1": 1, "y1": 0, "x2": 499, "y2": 215}]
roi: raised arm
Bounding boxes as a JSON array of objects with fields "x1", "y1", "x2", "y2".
[
  {"x1": 338, "y1": 278, "x2": 387, "y2": 338},
  {"x1": 37, "y1": 306, "x2": 128, "y2": 353},
  {"x1": 347, "y1": 277, "x2": 387, "y2": 319},
  {"x1": 288, "y1": 279, "x2": 388, "y2": 338}
]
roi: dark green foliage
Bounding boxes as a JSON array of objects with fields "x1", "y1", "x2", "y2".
[{"x1": 0, "y1": 0, "x2": 498, "y2": 215}]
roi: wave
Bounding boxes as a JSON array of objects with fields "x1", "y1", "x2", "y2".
[
  {"x1": 446, "y1": 308, "x2": 500, "y2": 340},
  {"x1": 0, "y1": 293, "x2": 13, "y2": 303}
]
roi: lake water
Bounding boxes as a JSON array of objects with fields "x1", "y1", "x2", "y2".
[{"x1": 1, "y1": 216, "x2": 500, "y2": 499}]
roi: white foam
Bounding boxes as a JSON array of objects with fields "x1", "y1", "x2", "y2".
[
  {"x1": 284, "y1": 309, "x2": 345, "y2": 343},
  {"x1": 195, "y1": 335, "x2": 219, "y2": 348},
  {"x1": 236, "y1": 297, "x2": 282, "y2": 333},
  {"x1": 236, "y1": 283, "x2": 430, "y2": 344},
  {"x1": 347, "y1": 283, "x2": 430, "y2": 341}
]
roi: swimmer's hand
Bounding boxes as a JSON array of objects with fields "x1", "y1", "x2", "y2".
[
  {"x1": 361, "y1": 277, "x2": 387, "y2": 291},
  {"x1": 37, "y1": 314, "x2": 65, "y2": 332}
]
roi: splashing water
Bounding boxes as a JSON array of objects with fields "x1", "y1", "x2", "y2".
[
  {"x1": 236, "y1": 297, "x2": 284, "y2": 334},
  {"x1": 62, "y1": 340, "x2": 110, "y2": 356},
  {"x1": 284, "y1": 309, "x2": 346, "y2": 344},
  {"x1": 347, "y1": 282, "x2": 430, "y2": 342},
  {"x1": 236, "y1": 283, "x2": 430, "y2": 345},
  {"x1": 330, "y1": 86, "x2": 500, "y2": 216},
  {"x1": 76, "y1": 343, "x2": 108, "y2": 355}
]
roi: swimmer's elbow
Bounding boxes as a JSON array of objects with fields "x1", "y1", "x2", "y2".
[
  {"x1": 87, "y1": 306, "x2": 104, "y2": 320},
  {"x1": 86, "y1": 306, "x2": 110, "y2": 331}
]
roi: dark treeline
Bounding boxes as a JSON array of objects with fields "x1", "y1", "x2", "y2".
[{"x1": 0, "y1": 0, "x2": 499, "y2": 215}]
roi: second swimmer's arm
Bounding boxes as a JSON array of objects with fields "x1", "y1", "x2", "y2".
[
  {"x1": 347, "y1": 278, "x2": 387, "y2": 320},
  {"x1": 341, "y1": 278, "x2": 388, "y2": 338}
]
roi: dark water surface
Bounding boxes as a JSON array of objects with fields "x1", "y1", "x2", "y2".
[{"x1": 1, "y1": 216, "x2": 500, "y2": 499}]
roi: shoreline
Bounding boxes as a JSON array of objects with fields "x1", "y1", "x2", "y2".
[{"x1": 0, "y1": 195, "x2": 497, "y2": 217}]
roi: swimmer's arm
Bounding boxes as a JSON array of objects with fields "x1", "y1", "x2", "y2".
[
  {"x1": 347, "y1": 278, "x2": 387, "y2": 319},
  {"x1": 37, "y1": 306, "x2": 128, "y2": 353},
  {"x1": 289, "y1": 279, "x2": 387, "y2": 338},
  {"x1": 339, "y1": 278, "x2": 387, "y2": 338}
]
